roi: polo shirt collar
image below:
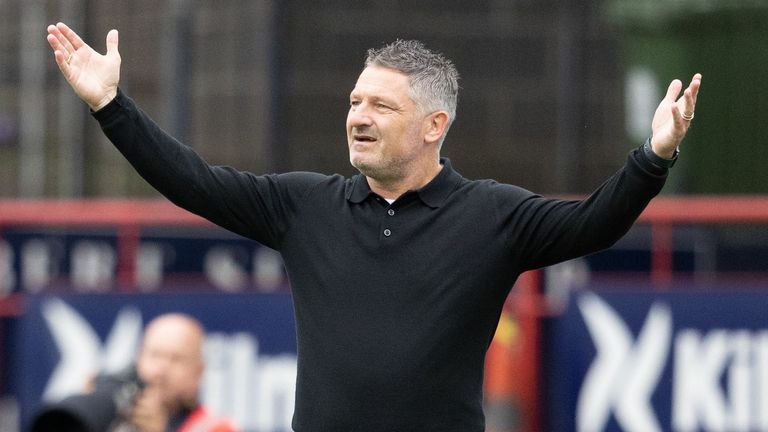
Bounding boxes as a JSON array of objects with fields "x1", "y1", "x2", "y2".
[{"x1": 345, "y1": 158, "x2": 462, "y2": 208}]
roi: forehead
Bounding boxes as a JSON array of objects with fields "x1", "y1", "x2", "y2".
[
  {"x1": 142, "y1": 320, "x2": 200, "y2": 356},
  {"x1": 351, "y1": 66, "x2": 412, "y2": 100}
]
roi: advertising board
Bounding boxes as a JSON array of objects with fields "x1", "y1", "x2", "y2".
[
  {"x1": 8, "y1": 293, "x2": 297, "y2": 432},
  {"x1": 546, "y1": 286, "x2": 768, "y2": 432}
]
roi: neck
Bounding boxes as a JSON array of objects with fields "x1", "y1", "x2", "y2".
[{"x1": 367, "y1": 158, "x2": 443, "y2": 201}]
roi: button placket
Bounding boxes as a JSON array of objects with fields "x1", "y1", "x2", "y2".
[{"x1": 381, "y1": 207, "x2": 396, "y2": 238}]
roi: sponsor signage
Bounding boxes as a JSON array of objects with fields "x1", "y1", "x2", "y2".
[
  {"x1": 546, "y1": 287, "x2": 768, "y2": 432},
  {"x1": 8, "y1": 293, "x2": 298, "y2": 432},
  {"x1": 0, "y1": 227, "x2": 288, "y2": 296}
]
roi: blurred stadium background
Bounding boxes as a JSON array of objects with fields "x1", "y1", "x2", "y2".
[{"x1": 1, "y1": 1, "x2": 767, "y2": 431}]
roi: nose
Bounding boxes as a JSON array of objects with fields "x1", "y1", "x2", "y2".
[
  {"x1": 347, "y1": 104, "x2": 373, "y2": 127},
  {"x1": 140, "y1": 355, "x2": 171, "y2": 384}
]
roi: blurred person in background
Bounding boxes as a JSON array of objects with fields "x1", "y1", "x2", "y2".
[
  {"x1": 31, "y1": 313, "x2": 237, "y2": 432},
  {"x1": 120, "y1": 313, "x2": 238, "y2": 432},
  {"x1": 45, "y1": 22, "x2": 700, "y2": 431}
]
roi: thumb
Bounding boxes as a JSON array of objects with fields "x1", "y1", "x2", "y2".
[{"x1": 105, "y1": 29, "x2": 119, "y2": 56}]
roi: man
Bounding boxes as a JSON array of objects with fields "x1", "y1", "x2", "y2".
[
  {"x1": 32, "y1": 313, "x2": 237, "y2": 432},
  {"x1": 124, "y1": 313, "x2": 238, "y2": 432},
  {"x1": 46, "y1": 22, "x2": 701, "y2": 431}
]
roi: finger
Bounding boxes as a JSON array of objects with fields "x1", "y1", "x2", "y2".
[
  {"x1": 46, "y1": 24, "x2": 62, "y2": 45},
  {"x1": 670, "y1": 103, "x2": 687, "y2": 131},
  {"x1": 53, "y1": 23, "x2": 77, "y2": 55},
  {"x1": 686, "y1": 73, "x2": 702, "y2": 105},
  {"x1": 679, "y1": 74, "x2": 702, "y2": 118},
  {"x1": 46, "y1": 31, "x2": 64, "y2": 53},
  {"x1": 52, "y1": 49, "x2": 69, "y2": 70},
  {"x1": 664, "y1": 79, "x2": 683, "y2": 102},
  {"x1": 46, "y1": 35, "x2": 71, "y2": 74},
  {"x1": 47, "y1": 24, "x2": 73, "y2": 56},
  {"x1": 56, "y1": 22, "x2": 86, "y2": 52},
  {"x1": 105, "y1": 29, "x2": 119, "y2": 56},
  {"x1": 46, "y1": 23, "x2": 63, "y2": 41},
  {"x1": 682, "y1": 88, "x2": 695, "y2": 117}
]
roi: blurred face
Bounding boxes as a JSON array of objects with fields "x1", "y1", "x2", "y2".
[
  {"x1": 347, "y1": 66, "x2": 428, "y2": 182},
  {"x1": 136, "y1": 315, "x2": 204, "y2": 410}
]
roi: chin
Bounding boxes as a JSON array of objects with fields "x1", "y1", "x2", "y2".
[
  {"x1": 351, "y1": 161, "x2": 369, "y2": 175},
  {"x1": 350, "y1": 154, "x2": 372, "y2": 171},
  {"x1": 351, "y1": 160, "x2": 377, "y2": 178}
]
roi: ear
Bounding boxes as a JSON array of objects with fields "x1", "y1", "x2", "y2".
[{"x1": 423, "y1": 111, "x2": 450, "y2": 145}]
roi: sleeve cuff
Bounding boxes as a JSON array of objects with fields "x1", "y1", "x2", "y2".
[
  {"x1": 641, "y1": 137, "x2": 679, "y2": 170},
  {"x1": 90, "y1": 88, "x2": 127, "y2": 122}
]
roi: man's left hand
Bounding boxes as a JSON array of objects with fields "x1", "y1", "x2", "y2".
[{"x1": 650, "y1": 73, "x2": 702, "y2": 159}]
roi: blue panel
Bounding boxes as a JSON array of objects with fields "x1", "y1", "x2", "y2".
[
  {"x1": 544, "y1": 285, "x2": 768, "y2": 432},
  {"x1": 8, "y1": 293, "x2": 297, "y2": 432}
]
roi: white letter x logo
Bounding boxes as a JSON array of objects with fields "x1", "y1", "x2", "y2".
[
  {"x1": 41, "y1": 298, "x2": 143, "y2": 401},
  {"x1": 576, "y1": 292, "x2": 672, "y2": 432}
]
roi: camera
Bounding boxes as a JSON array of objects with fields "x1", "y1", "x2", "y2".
[{"x1": 29, "y1": 367, "x2": 144, "y2": 432}]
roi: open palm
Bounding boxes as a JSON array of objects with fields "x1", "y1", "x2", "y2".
[
  {"x1": 650, "y1": 74, "x2": 702, "y2": 158},
  {"x1": 46, "y1": 22, "x2": 121, "y2": 111}
]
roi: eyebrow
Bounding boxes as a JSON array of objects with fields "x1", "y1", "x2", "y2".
[{"x1": 349, "y1": 93, "x2": 399, "y2": 107}]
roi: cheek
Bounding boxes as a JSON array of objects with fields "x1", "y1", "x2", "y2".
[
  {"x1": 172, "y1": 365, "x2": 200, "y2": 388},
  {"x1": 395, "y1": 124, "x2": 421, "y2": 151},
  {"x1": 137, "y1": 359, "x2": 158, "y2": 383}
]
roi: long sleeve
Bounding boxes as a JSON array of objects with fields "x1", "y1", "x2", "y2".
[
  {"x1": 91, "y1": 89, "x2": 322, "y2": 248},
  {"x1": 497, "y1": 146, "x2": 668, "y2": 270}
]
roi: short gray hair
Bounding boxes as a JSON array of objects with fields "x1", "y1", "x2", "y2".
[{"x1": 365, "y1": 39, "x2": 459, "y2": 129}]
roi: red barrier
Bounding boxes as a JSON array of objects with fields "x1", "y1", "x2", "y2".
[
  {"x1": 638, "y1": 196, "x2": 768, "y2": 286},
  {"x1": 0, "y1": 199, "x2": 209, "y2": 226},
  {"x1": 0, "y1": 199, "x2": 211, "y2": 290}
]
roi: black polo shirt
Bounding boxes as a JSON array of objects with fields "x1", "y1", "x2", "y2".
[{"x1": 95, "y1": 90, "x2": 667, "y2": 432}]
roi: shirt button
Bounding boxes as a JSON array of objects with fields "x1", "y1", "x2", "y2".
[
  {"x1": 387, "y1": 209, "x2": 395, "y2": 216},
  {"x1": 383, "y1": 229, "x2": 392, "y2": 237}
]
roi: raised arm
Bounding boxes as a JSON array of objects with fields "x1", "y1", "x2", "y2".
[
  {"x1": 46, "y1": 22, "x2": 121, "y2": 111},
  {"x1": 510, "y1": 73, "x2": 703, "y2": 270}
]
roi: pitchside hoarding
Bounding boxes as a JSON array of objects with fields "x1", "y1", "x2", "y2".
[
  {"x1": 0, "y1": 227, "x2": 289, "y2": 295},
  {"x1": 8, "y1": 293, "x2": 298, "y2": 432},
  {"x1": 546, "y1": 286, "x2": 768, "y2": 432}
]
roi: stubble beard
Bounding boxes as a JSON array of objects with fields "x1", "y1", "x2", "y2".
[{"x1": 351, "y1": 153, "x2": 409, "y2": 186}]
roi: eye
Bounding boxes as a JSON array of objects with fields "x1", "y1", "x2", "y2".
[{"x1": 350, "y1": 100, "x2": 361, "y2": 107}]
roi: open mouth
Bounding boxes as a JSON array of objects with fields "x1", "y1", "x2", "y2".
[{"x1": 353, "y1": 134, "x2": 377, "y2": 143}]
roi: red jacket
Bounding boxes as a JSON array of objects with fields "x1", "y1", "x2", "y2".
[{"x1": 179, "y1": 406, "x2": 239, "y2": 432}]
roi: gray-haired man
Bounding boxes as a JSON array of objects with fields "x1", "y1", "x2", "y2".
[{"x1": 47, "y1": 22, "x2": 701, "y2": 431}]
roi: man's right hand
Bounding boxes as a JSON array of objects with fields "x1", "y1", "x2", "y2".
[
  {"x1": 128, "y1": 387, "x2": 171, "y2": 432},
  {"x1": 46, "y1": 22, "x2": 121, "y2": 112}
]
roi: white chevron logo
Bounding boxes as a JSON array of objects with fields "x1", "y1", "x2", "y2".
[
  {"x1": 40, "y1": 298, "x2": 143, "y2": 401},
  {"x1": 576, "y1": 292, "x2": 672, "y2": 432}
]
